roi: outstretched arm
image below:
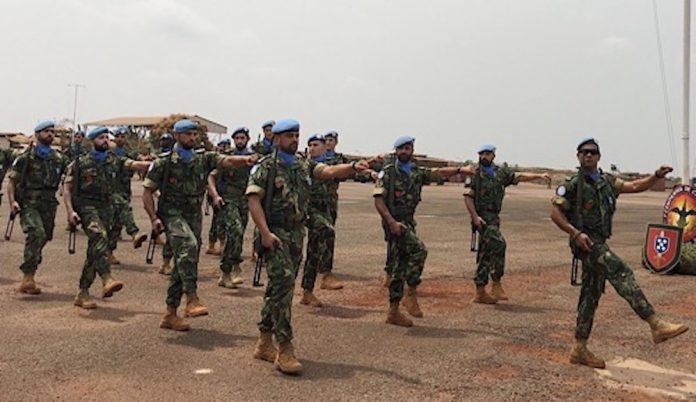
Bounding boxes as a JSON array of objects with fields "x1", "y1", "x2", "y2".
[
  {"x1": 221, "y1": 154, "x2": 258, "y2": 169},
  {"x1": 517, "y1": 172, "x2": 551, "y2": 183},
  {"x1": 621, "y1": 165, "x2": 672, "y2": 194},
  {"x1": 317, "y1": 160, "x2": 370, "y2": 180}
]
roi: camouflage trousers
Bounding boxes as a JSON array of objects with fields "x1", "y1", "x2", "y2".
[
  {"x1": 325, "y1": 198, "x2": 339, "y2": 272},
  {"x1": 575, "y1": 242, "x2": 655, "y2": 340},
  {"x1": 162, "y1": 212, "x2": 203, "y2": 308},
  {"x1": 258, "y1": 226, "x2": 305, "y2": 343},
  {"x1": 108, "y1": 192, "x2": 139, "y2": 252},
  {"x1": 162, "y1": 238, "x2": 173, "y2": 261},
  {"x1": 302, "y1": 206, "x2": 335, "y2": 290},
  {"x1": 474, "y1": 224, "x2": 506, "y2": 286},
  {"x1": 388, "y1": 223, "x2": 427, "y2": 303},
  {"x1": 18, "y1": 199, "x2": 58, "y2": 274},
  {"x1": 219, "y1": 199, "x2": 249, "y2": 273},
  {"x1": 208, "y1": 205, "x2": 226, "y2": 244},
  {"x1": 382, "y1": 224, "x2": 397, "y2": 275},
  {"x1": 77, "y1": 204, "x2": 114, "y2": 290}
]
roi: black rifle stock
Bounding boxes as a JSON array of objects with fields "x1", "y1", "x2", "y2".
[
  {"x1": 145, "y1": 229, "x2": 158, "y2": 264},
  {"x1": 471, "y1": 163, "x2": 482, "y2": 263},
  {"x1": 4, "y1": 211, "x2": 16, "y2": 240},
  {"x1": 253, "y1": 149, "x2": 278, "y2": 287},
  {"x1": 68, "y1": 154, "x2": 81, "y2": 254}
]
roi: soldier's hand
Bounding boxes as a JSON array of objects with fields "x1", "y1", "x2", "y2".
[
  {"x1": 655, "y1": 165, "x2": 673, "y2": 179},
  {"x1": 472, "y1": 216, "x2": 486, "y2": 230},
  {"x1": 212, "y1": 196, "x2": 225, "y2": 209},
  {"x1": 11, "y1": 201, "x2": 21, "y2": 215},
  {"x1": 370, "y1": 170, "x2": 379, "y2": 181},
  {"x1": 353, "y1": 160, "x2": 370, "y2": 173},
  {"x1": 389, "y1": 221, "x2": 406, "y2": 237},
  {"x1": 151, "y1": 218, "x2": 165, "y2": 235},
  {"x1": 262, "y1": 232, "x2": 281, "y2": 250},
  {"x1": 68, "y1": 212, "x2": 80, "y2": 226},
  {"x1": 246, "y1": 154, "x2": 259, "y2": 166},
  {"x1": 574, "y1": 232, "x2": 594, "y2": 253}
]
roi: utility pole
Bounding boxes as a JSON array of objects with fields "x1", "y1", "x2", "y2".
[
  {"x1": 683, "y1": 0, "x2": 691, "y2": 184},
  {"x1": 68, "y1": 83, "x2": 85, "y2": 131}
]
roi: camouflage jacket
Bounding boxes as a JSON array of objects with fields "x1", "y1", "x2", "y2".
[
  {"x1": 373, "y1": 160, "x2": 440, "y2": 225},
  {"x1": 246, "y1": 154, "x2": 327, "y2": 229},
  {"x1": 111, "y1": 147, "x2": 140, "y2": 195},
  {"x1": 463, "y1": 163, "x2": 520, "y2": 224},
  {"x1": 8, "y1": 146, "x2": 68, "y2": 203},
  {"x1": 551, "y1": 169, "x2": 623, "y2": 243},
  {"x1": 251, "y1": 138, "x2": 274, "y2": 156},
  {"x1": 324, "y1": 152, "x2": 350, "y2": 198},
  {"x1": 143, "y1": 149, "x2": 225, "y2": 215},
  {"x1": 0, "y1": 148, "x2": 15, "y2": 185},
  {"x1": 214, "y1": 148, "x2": 252, "y2": 202},
  {"x1": 65, "y1": 152, "x2": 136, "y2": 207},
  {"x1": 64, "y1": 144, "x2": 88, "y2": 161}
]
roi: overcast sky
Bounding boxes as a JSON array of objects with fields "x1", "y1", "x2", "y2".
[{"x1": 1, "y1": 0, "x2": 693, "y2": 171}]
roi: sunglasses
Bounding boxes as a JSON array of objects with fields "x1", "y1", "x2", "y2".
[{"x1": 578, "y1": 149, "x2": 599, "y2": 156}]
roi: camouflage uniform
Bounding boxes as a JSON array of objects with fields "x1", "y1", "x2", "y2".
[
  {"x1": 0, "y1": 149, "x2": 15, "y2": 204},
  {"x1": 8, "y1": 147, "x2": 68, "y2": 274},
  {"x1": 246, "y1": 154, "x2": 327, "y2": 343},
  {"x1": 64, "y1": 143, "x2": 87, "y2": 162},
  {"x1": 373, "y1": 161, "x2": 440, "y2": 303},
  {"x1": 463, "y1": 163, "x2": 520, "y2": 286},
  {"x1": 301, "y1": 158, "x2": 336, "y2": 291},
  {"x1": 65, "y1": 153, "x2": 136, "y2": 290},
  {"x1": 107, "y1": 147, "x2": 141, "y2": 252},
  {"x1": 144, "y1": 149, "x2": 225, "y2": 308},
  {"x1": 377, "y1": 153, "x2": 397, "y2": 277},
  {"x1": 552, "y1": 171, "x2": 655, "y2": 340},
  {"x1": 251, "y1": 138, "x2": 274, "y2": 156},
  {"x1": 207, "y1": 195, "x2": 225, "y2": 245},
  {"x1": 215, "y1": 148, "x2": 252, "y2": 273},
  {"x1": 323, "y1": 152, "x2": 349, "y2": 273}
]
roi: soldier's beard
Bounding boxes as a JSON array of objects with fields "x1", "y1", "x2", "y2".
[
  {"x1": 236, "y1": 143, "x2": 247, "y2": 151},
  {"x1": 37, "y1": 136, "x2": 53, "y2": 146},
  {"x1": 397, "y1": 154, "x2": 411, "y2": 163},
  {"x1": 94, "y1": 142, "x2": 109, "y2": 152},
  {"x1": 480, "y1": 159, "x2": 492, "y2": 167}
]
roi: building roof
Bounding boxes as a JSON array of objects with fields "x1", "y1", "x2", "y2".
[{"x1": 83, "y1": 114, "x2": 227, "y2": 133}]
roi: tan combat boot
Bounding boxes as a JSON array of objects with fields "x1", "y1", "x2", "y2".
[
  {"x1": 386, "y1": 302, "x2": 413, "y2": 327},
  {"x1": 253, "y1": 331, "x2": 278, "y2": 363},
  {"x1": 184, "y1": 293, "x2": 209, "y2": 317},
  {"x1": 646, "y1": 314, "x2": 689, "y2": 344},
  {"x1": 231, "y1": 264, "x2": 244, "y2": 285},
  {"x1": 402, "y1": 286, "x2": 424, "y2": 318},
  {"x1": 205, "y1": 242, "x2": 221, "y2": 256},
  {"x1": 158, "y1": 258, "x2": 172, "y2": 275},
  {"x1": 569, "y1": 339, "x2": 605, "y2": 369},
  {"x1": 491, "y1": 280, "x2": 509, "y2": 301},
  {"x1": 74, "y1": 290, "x2": 97, "y2": 310},
  {"x1": 319, "y1": 272, "x2": 344, "y2": 290},
  {"x1": 18, "y1": 273, "x2": 41, "y2": 295},
  {"x1": 472, "y1": 285, "x2": 498, "y2": 304},
  {"x1": 300, "y1": 290, "x2": 323, "y2": 308},
  {"x1": 382, "y1": 272, "x2": 392, "y2": 288},
  {"x1": 101, "y1": 274, "x2": 124, "y2": 298},
  {"x1": 160, "y1": 306, "x2": 190, "y2": 331},
  {"x1": 108, "y1": 253, "x2": 121, "y2": 265},
  {"x1": 132, "y1": 232, "x2": 148, "y2": 249},
  {"x1": 275, "y1": 341, "x2": 303, "y2": 374},
  {"x1": 217, "y1": 272, "x2": 236, "y2": 289}
]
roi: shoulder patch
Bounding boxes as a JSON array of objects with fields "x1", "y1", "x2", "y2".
[
  {"x1": 378, "y1": 170, "x2": 385, "y2": 179},
  {"x1": 556, "y1": 185, "x2": 566, "y2": 196},
  {"x1": 465, "y1": 176, "x2": 472, "y2": 185}
]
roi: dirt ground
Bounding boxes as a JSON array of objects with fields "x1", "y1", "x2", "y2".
[{"x1": 0, "y1": 181, "x2": 694, "y2": 401}]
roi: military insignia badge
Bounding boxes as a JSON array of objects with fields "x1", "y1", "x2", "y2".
[
  {"x1": 556, "y1": 185, "x2": 566, "y2": 196},
  {"x1": 643, "y1": 223, "x2": 683, "y2": 274},
  {"x1": 663, "y1": 184, "x2": 696, "y2": 242},
  {"x1": 378, "y1": 170, "x2": 385, "y2": 180}
]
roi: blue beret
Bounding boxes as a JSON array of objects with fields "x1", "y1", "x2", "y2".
[
  {"x1": 87, "y1": 126, "x2": 110, "y2": 140},
  {"x1": 173, "y1": 119, "x2": 198, "y2": 134},
  {"x1": 113, "y1": 126, "x2": 129, "y2": 136},
  {"x1": 34, "y1": 120, "x2": 55, "y2": 133},
  {"x1": 160, "y1": 133, "x2": 173, "y2": 141},
  {"x1": 217, "y1": 138, "x2": 231, "y2": 146},
  {"x1": 577, "y1": 137, "x2": 600, "y2": 151},
  {"x1": 477, "y1": 144, "x2": 496, "y2": 153},
  {"x1": 262, "y1": 120, "x2": 275, "y2": 129},
  {"x1": 393, "y1": 136, "x2": 415, "y2": 148},
  {"x1": 232, "y1": 126, "x2": 249, "y2": 136},
  {"x1": 324, "y1": 131, "x2": 338, "y2": 139},
  {"x1": 307, "y1": 134, "x2": 325, "y2": 144},
  {"x1": 272, "y1": 119, "x2": 300, "y2": 135}
]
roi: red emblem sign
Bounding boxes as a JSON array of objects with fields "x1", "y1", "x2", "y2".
[
  {"x1": 643, "y1": 224, "x2": 683, "y2": 274},
  {"x1": 663, "y1": 185, "x2": 696, "y2": 242}
]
